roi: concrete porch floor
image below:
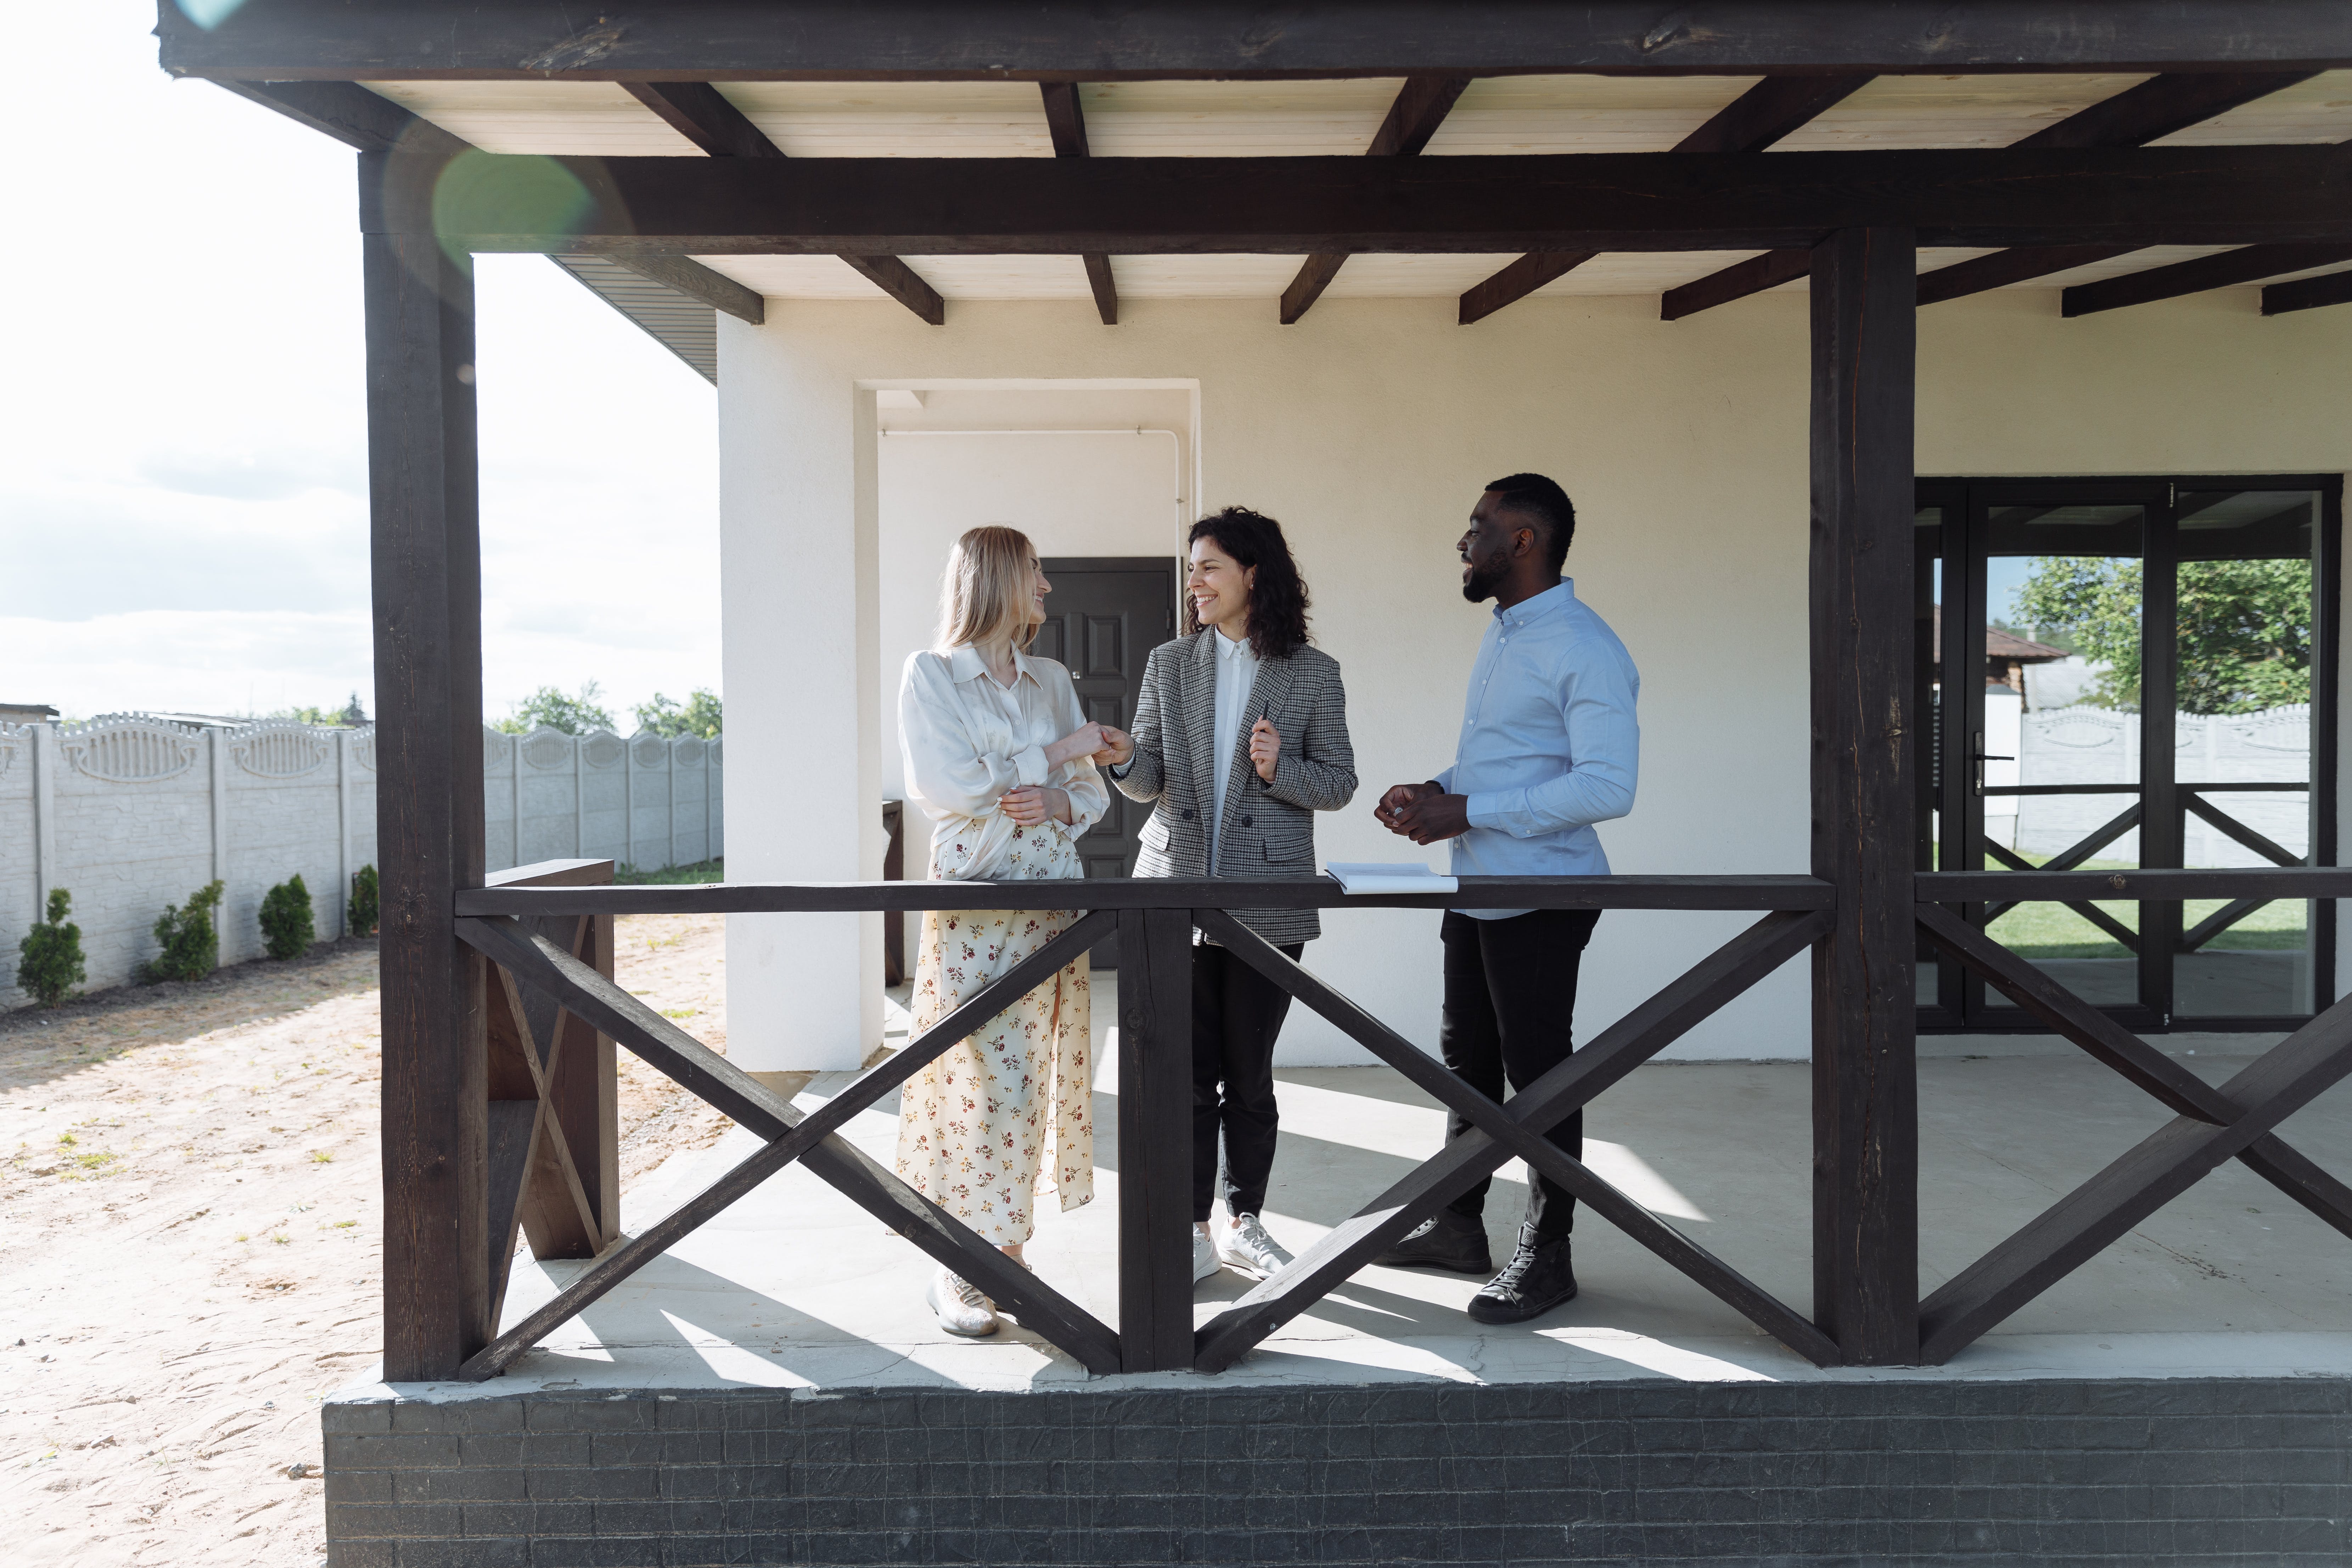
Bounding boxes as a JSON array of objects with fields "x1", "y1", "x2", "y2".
[{"x1": 405, "y1": 975, "x2": 2351, "y2": 1401}]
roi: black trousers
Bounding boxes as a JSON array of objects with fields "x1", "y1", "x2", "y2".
[
  {"x1": 1191, "y1": 939, "x2": 1303, "y2": 1223},
  {"x1": 1439, "y1": 907, "x2": 1602, "y2": 1242}
]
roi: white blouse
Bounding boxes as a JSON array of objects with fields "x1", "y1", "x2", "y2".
[{"x1": 899, "y1": 643, "x2": 1108, "y2": 881}]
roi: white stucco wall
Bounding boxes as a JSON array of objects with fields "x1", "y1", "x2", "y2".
[{"x1": 717, "y1": 287, "x2": 2352, "y2": 1072}]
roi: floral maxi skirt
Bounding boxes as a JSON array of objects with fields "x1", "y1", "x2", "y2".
[{"x1": 894, "y1": 894, "x2": 1093, "y2": 1247}]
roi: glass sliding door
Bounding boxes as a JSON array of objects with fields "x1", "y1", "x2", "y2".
[{"x1": 1914, "y1": 475, "x2": 2339, "y2": 1032}]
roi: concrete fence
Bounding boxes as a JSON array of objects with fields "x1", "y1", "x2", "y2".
[{"x1": 1, "y1": 716, "x2": 722, "y2": 1008}]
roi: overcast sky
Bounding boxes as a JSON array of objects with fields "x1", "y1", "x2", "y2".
[{"x1": 0, "y1": 4, "x2": 720, "y2": 730}]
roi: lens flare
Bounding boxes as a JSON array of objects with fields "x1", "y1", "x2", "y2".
[{"x1": 430, "y1": 151, "x2": 595, "y2": 267}]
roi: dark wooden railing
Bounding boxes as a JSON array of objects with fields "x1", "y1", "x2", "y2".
[{"x1": 438, "y1": 864, "x2": 2352, "y2": 1377}]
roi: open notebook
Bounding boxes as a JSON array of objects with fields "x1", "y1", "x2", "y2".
[{"x1": 1323, "y1": 861, "x2": 1460, "y2": 896}]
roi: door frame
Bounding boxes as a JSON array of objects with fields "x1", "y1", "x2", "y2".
[{"x1": 1916, "y1": 473, "x2": 2342, "y2": 1033}]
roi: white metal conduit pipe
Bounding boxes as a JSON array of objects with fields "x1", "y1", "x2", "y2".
[{"x1": 877, "y1": 427, "x2": 1186, "y2": 534}]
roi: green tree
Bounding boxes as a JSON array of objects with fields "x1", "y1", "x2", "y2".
[
  {"x1": 16, "y1": 889, "x2": 87, "y2": 1006},
  {"x1": 348, "y1": 864, "x2": 380, "y2": 937},
  {"x1": 2014, "y1": 556, "x2": 2312, "y2": 716},
  {"x1": 148, "y1": 880, "x2": 225, "y2": 983},
  {"x1": 634, "y1": 687, "x2": 723, "y2": 739},
  {"x1": 260, "y1": 874, "x2": 316, "y2": 960},
  {"x1": 496, "y1": 681, "x2": 616, "y2": 736}
]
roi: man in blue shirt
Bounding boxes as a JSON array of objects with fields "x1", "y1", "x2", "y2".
[{"x1": 1371, "y1": 473, "x2": 1640, "y2": 1325}]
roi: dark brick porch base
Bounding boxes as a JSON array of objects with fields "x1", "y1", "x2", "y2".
[{"x1": 325, "y1": 1377, "x2": 2351, "y2": 1566}]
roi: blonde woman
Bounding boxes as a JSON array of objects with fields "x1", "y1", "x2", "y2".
[{"x1": 896, "y1": 526, "x2": 1112, "y2": 1338}]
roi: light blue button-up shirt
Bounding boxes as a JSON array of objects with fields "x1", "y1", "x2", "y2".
[{"x1": 1434, "y1": 578, "x2": 1640, "y2": 918}]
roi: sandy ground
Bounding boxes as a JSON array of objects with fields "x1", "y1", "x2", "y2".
[{"x1": 0, "y1": 912, "x2": 733, "y2": 1566}]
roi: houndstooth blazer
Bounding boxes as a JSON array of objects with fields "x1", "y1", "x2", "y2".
[{"x1": 1111, "y1": 630, "x2": 1357, "y2": 946}]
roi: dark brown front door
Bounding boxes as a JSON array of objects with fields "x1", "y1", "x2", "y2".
[{"x1": 1034, "y1": 556, "x2": 1180, "y2": 968}]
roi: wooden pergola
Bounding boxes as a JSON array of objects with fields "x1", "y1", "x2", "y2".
[{"x1": 158, "y1": 1, "x2": 2352, "y2": 1382}]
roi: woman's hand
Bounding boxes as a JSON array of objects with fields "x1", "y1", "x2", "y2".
[
  {"x1": 1248, "y1": 718, "x2": 1281, "y2": 783},
  {"x1": 1043, "y1": 723, "x2": 1108, "y2": 769},
  {"x1": 1000, "y1": 785, "x2": 1073, "y2": 826},
  {"x1": 1094, "y1": 725, "x2": 1135, "y2": 767}
]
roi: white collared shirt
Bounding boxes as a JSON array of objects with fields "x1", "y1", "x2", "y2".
[
  {"x1": 1209, "y1": 627, "x2": 1259, "y2": 872},
  {"x1": 898, "y1": 642, "x2": 1108, "y2": 876}
]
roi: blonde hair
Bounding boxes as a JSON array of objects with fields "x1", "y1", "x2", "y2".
[{"x1": 934, "y1": 525, "x2": 1040, "y2": 653}]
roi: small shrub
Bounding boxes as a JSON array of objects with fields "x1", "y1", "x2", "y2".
[
  {"x1": 148, "y1": 880, "x2": 225, "y2": 983},
  {"x1": 259, "y1": 875, "x2": 316, "y2": 960},
  {"x1": 16, "y1": 889, "x2": 87, "y2": 1006},
  {"x1": 347, "y1": 864, "x2": 379, "y2": 937}
]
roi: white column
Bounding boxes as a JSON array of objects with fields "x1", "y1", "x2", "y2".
[
  {"x1": 30, "y1": 724, "x2": 58, "y2": 916},
  {"x1": 719, "y1": 327, "x2": 883, "y2": 1072},
  {"x1": 207, "y1": 729, "x2": 232, "y2": 960}
]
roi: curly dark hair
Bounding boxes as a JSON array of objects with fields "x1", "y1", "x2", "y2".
[{"x1": 1185, "y1": 506, "x2": 1312, "y2": 661}]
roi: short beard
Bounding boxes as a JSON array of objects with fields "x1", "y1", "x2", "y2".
[{"x1": 1461, "y1": 558, "x2": 1506, "y2": 604}]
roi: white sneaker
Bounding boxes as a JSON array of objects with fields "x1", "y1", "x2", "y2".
[
  {"x1": 926, "y1": 1267, "x2": 999, "y2": 1338},
  {"x1": 1193, "y1": 1227, "x2": 1221, "y2": 1283},
  {"x1": 1217, "y1": 1213, "x2": 1295, "y2": 1281}
]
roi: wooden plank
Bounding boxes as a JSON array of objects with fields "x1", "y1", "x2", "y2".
[
  {"x1": 1660, "y1": 247, "x2": 1812, "y2": 321},
  {"x1": 2264, "y1": 267, "x2": 2352, "y2": 313},
  {"x1": 1194, "y1": 910, "x2": 1836, "y2": 1366},
  {"x1": 2180, "y1": 895, "x2": 2273, "y2": 951},
  {"x1": 214, "y1": 78, "x2": 467, "y2": 158},
  {"x1": 1921, "y1": 867, "x2": 2352, "y2": 902},
  {"x1": 363, "y1": 147, "x2": 490, "y2": 1382},
  {"x1": 158, "y1": 3, "x2": 2352, "y2": 81},
  {"x1": 2012, "y1": 70, "x2": 2321, "y2": 150},
  {"x1": 1458, "y1": 252, "x2": 1595, "y2": 325},
  {"x1": 485, "y1": 861, "x2": 617, "y2": 1245},
  {"x1": 1279, "y1": 254, "x2": 1350, "y2": 324},
  {"x1": 453, "y1": 914, "x2": 1122, "y2": 1378},
  {"x1": 1082, "y1": 253, "x2": 1118, "y2": 325},
  {"x1": 372, "y1": 145, "x2": 2352, "y2": 255},
  {"x1": 1918, "y1": 244, "x2": 2137, "y2": 306},
  {"x1": 1039, "y1": 82, "x2": 1089, "y2": 157},
  {"x1": 1916, "y1": 899, "x2": 2352, "y2": 1239},
  {"x1": 1809, "y1": 226, "x2": 1918, "y2": 1367},
  {"x1": 604, "y1": 253, "x2": 765, "y2": 325},
  {"x1": 1116, "y1": 909, "x2": 1195, "y2": 1372},
  {"x1": 455, "y1": 872, "x2": 1835, "y2": 918},
  {"x1": 839, "y1": 254, "x2": 945, "y2": 324},
  {"x1": 1193, "y1": 907, "x2": 1828, "y2": 1370},
  {"x1": 621, "y1": 80, "x2": 782, "y2": 158},
  {"x1": 482, "y1": 1099, "x2": 538, "y2": 1332},
  {"x1": 1918, "y1": 987, "x2": 2352, "y2": 1362},
  {"x1": 1672, "y1": 72, "x2": 1873, "y2": 156},
  {"x1": 2061, "y1": 241, "x2": 2352, "y2": 315},
  {"x1": 2183, "y1": 791, "x2": 2312, "y2": 868}
]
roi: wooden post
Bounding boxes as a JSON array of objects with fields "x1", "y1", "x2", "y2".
[
  {"x1": 1809, "y1": 226, "x2": 1920, "y2": 1366},
  {"x1": 1116, "y1": 907, "x2": 1194, "y2": 1371},
  {"x1": 364, "y1": 148, "x2": 491, "y2": 1381}
]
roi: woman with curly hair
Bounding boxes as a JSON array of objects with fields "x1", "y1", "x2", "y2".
[{"x1": 1096, "y1": 507, "x2": 1357, "y2": 1286}]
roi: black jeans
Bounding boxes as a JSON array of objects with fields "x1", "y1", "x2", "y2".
[
  {"x1": 1439, "y1": 907, "x2": 1602, "y2": 1242},
  {"x1": 1192, "y1": 939, "x2": 1303, "y2": 1223}
]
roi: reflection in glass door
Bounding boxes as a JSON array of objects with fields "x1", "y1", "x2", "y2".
[{"x1": 1915, "y1": 477, "x2": 2339, "y2": 1031}]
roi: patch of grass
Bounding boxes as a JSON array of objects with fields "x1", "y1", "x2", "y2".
[
  {"x1": 333, "y1": 1219, "x2": 358, "y2": 1229},
  {"x1": 57, "y1": 1132, "x2": 76, "y2": 1147},
  {"x1": 271, "y1": 1233, "x2": 290, "y2": 1246},
  {"x1": 616, "y1": 857, "x2": 723, "y2": 886},
  {"x1": 310, "y1": 1150, "x2": 333, "y2": 1164},
  {"x1": 659, "y1": 1007, "x2": 698, "y2": 1020}
]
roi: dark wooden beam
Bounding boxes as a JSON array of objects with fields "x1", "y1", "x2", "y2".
[
  {"x1": 621, "y1": 80, "x2": 782, "y2": 159},
  {"x1": 2064, "y1": 241, "x2": 2352, "y2": 315},
  {"x1": 1916, "y1": 244, "x2": 2137, "y2": 305},
  {"x1": 2012, "y1": 68, "x2": 2320, "y2": 150},
  {"x1": 1809, "y1": 226, "x2": 1919, "y2": 1367},
  {"x1": 218, "y1": 77, "x2": 466, "y2": 157},
  {"x1": 1116, "y1": 909, "x2": 1194, "y2": 1371},
  {"x1": 1469, "y1": 73, "x2": 1867, "y2": 324},
  {"x1": 838, "y1": 254, "x2": 946, "y2": 324},
  {"x1": 1916, "y1": 70, "x2": 2314, "y2": 304},
  {"x1": 1661, "y1": 246, "x2": 1812, "y2": 320},
  {"x1": 1282, "y1": 72, "x2": 1469, "y2": 322},
  {"x1": 376, "y1": 144, "x2": 2352, "y2": 254},
  {"x1": 1672, "y1": 72, "x2": 1873, "y2": 156},
  {"x1": 1039, "y1": 83, "x2": 1117, "y2": 324},
  {"x1": 1921, "y1": 866, "x2": 2352, "y2": 901},
  {"x1": 2265, "y1": 266, "x2": 2352, "y2": 313},
  {"x1": 157, "y1": 2, "x2": 2352, "y2": 81},
  {"x1": 363, "y1": 147, "x2": 491, "y2": 1382},
  {"x1": 1459, "y1": 252, "x2": 1594, "y2": 324},
  {"x1": 603, "y1": 251, "x2": 765, "y2": 325}
]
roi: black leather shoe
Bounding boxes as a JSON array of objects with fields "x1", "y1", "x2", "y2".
[
  {"x1": 1467, "y1": 1225, "x2": 1577, "y2": 1325},
  {"x1": 1373, "y1": 1209, "x2": 1493, "y2": 1274}
]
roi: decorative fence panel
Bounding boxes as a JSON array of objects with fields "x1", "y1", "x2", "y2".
[{"x1": 0, "y1": 718, "x2": 721, "y2": 1007}]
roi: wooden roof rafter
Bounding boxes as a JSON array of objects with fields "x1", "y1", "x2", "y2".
[
  {"x1": 1280, "y1": 73, "x2": 1470, "y2": 324},
  {"x1": 1038, "y1": 83, "x2": 1118, "y2": 325}
]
